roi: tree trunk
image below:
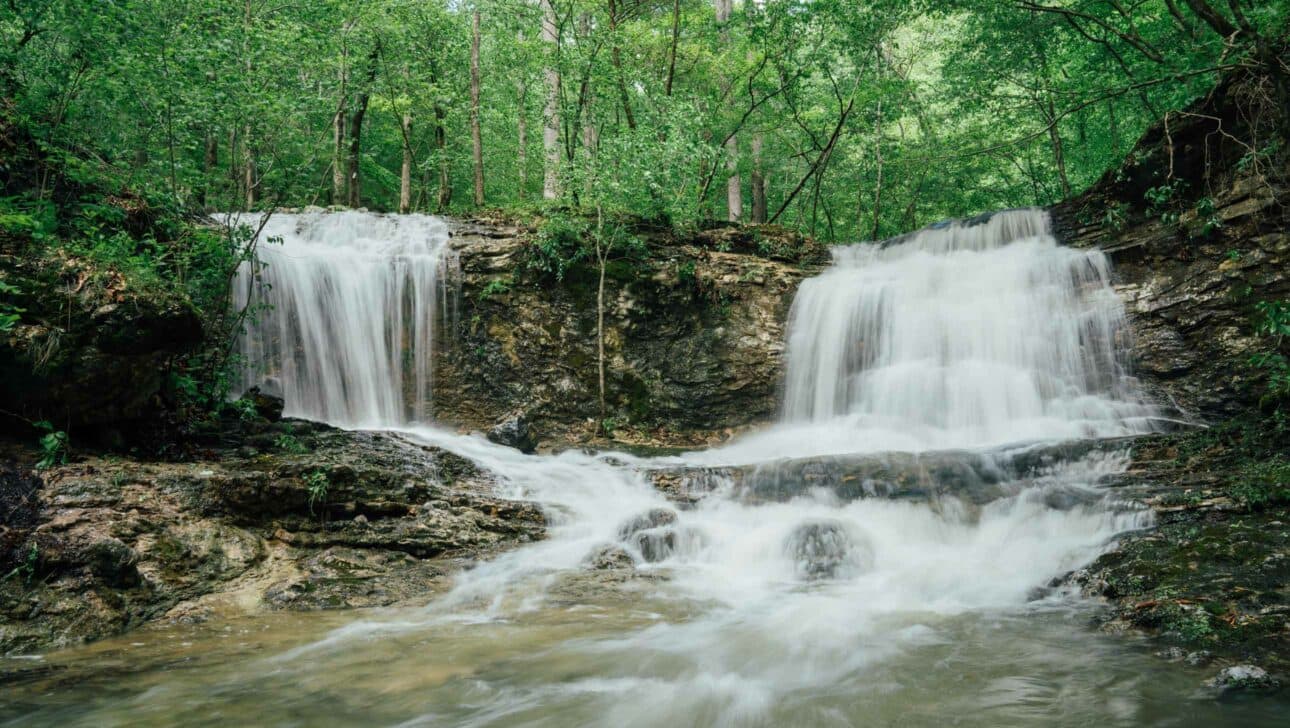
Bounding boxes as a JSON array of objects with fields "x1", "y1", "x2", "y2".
[
  {"x1": 715, "y1": 0, "x2": 740, "y2": 222},
  {"x1": 347, "y1": 98, "x2": 368, "y2": 208},
  {"x1": 517, "y1": 77, "x2": 528, "y2": 199},
  {"x1": 242, "y1": 123, "x2": 256, "y2": 210},
  {"x1": 1045, "y1": 97, "x2": 1071, "y2": 198},
  {"x1": 471, "y1": 10, "x2": 485, "y2": 207},
  {"x1": 199, "y1": 131, "x2": 218, "y2": 208},
  {"x1": 400, "y1": 111, "x2": 413, "y2": 214},
  {"x1": 595, "y1": 204, "x2": 607, "y2": 426},
  {"x1": 332, "y1": 41, "x2": 349, "y2": 205},
  {"x1": 608, "y1": 0, "x2": 636, "y2": 130},
  {"x1": 540, "y1": 0, "x2": 561, "y2": 199},
  {"x1": 750, "y1": 132, "x2": 766, "y2": 223},
  {"x1": 870, "y1": 100, "x2": 882, "y2": 239},
  {"x1": 347, "y1": 44, "x2": 380, "y2": 209},
  {"x1": 665, "y1": 0, "x2": 680, "y2": 96}
]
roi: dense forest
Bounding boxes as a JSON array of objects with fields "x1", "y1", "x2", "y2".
[{"x1": 4, "y1": 0, "x2": 1286, "y2": 242}]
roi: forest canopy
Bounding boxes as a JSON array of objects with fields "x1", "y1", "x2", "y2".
[{"x1": 3, "y1": 0, "x2": 1287, "y2": 241}]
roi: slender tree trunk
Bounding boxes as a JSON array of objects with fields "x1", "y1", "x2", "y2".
[
  {"x1": 228, "y1": 128, "x2": 239, "y2": 187},
  {"x1": 199, "y1": 130, "x2": 218, "y2": 208},
  {"x1": 332, "y1": 33, "x2": 349, "y2": 205},
  {"x1": 471, "y1": 10, "x2": 485, "y2": 206},
  {"x1": 400, "y1": 112, "x2": 413, "y2": 213},
  {"x1": 347, "y1": 44, "x2": 380, "y2": 209},
  {"x1": 429, "y1": 63, "x2": 452, "y2": 211},
  {"x1": 715, "y1": 0, "x2": 740, "y2": 221},
  {"x1": 241, "y1": 0, "x2": 256, "y2": 210},
  {"x1": 242, "y1": 123, "x2": 256, "y2": 210},
  {"x1": 665, "y1": 0, "x2": 680, "y2": 96},
  {"x1": 595, "y1": 204, "x2": 607, "y2": 426},
  {"x1": 870, "y1": 100, "x2": 882, "y2": 239},
  {"x1": 333, "y1": 109, "x2": 347, "y2": 205},
  {"x1": 750, "y1": 136, "x2": 766, "y2": 223},
  {"x1": 517, "y1": 77, "x2": 529, "y2": 199},
  {"x1": 540, "y1": 0, "x2": 561, "y2": 199},
  {"x1": 347, "y1": 98, "x2": 368, "y2": 208},
  {"x1": 1045, "y1": 97, "x2": 1071, "y2": 198},
  {"x1": 607, "y1": 0, "x2": 636, "y2": 130}
]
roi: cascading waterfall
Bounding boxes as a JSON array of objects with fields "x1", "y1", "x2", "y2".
[
  {"x1": 775, "y1": 208, "x2": 1156, "y2": 454},
  {"x1": 28, "y1": 209, "x2": 1257, "y2": 726},
  {"x1": 230, "y1": 211, "x2": 458, "y2": 427}
]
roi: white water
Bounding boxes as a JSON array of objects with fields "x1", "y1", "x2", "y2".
[
  {"x1": 230, "y1": 211, "x2": 458, "y2": 426},
  {"x1": 753, "y1": 208, "x2": 1157, "y2": 462},
  {"x1": 200, "y1": 209, "x2": 1179, "y2": 725}
]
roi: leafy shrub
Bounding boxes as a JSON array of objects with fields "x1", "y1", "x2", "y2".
[{"x1": 34, "y1": 421, "x2": 68, "y2": 469}]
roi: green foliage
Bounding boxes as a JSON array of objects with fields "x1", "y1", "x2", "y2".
[
  {"x1": 1, "y1": 543, "x2": 39, "y2": 587},
  {"x1": 675, "y1": 259, "x2": 697, "y2": 287},
  {"x1": 304, "y1": 470, "x2": 329, "y2": 515},
  {"x1": 227, "y1": 397, "x2": 259, "y2": 422},
  {"x1": 0, "y1": 279, "x2": 24, "y2": 333},
  {"x1": 1250, "y1": 300, "x2": 1290, "y2": 414},
  {"x1": 33, "y1": 420, "x2": 68, "y2": 470},
  {"x1": 527, "y1": 212, "x2": 592, "y2": 281},
  {"x1": 275, "y1": 432, "x2": 308, "y2": 455},
  {"x1": 1228, "y1": 458, "x2": 1290, "y2": 509},
  {"x1": 477, "y1": 277, "x2": 513, "y2": 301},
  {"x1": 600, "y1": 416, "x2": 620, "y2": 438},
  {"x1": 8, "y1": 0, "x2": 1284, "y2": 239},
  {"x1": 1157, "y1": 600, "x2": 1214, "y2": 643},
  {"x1": 1144, "y1": 180, "x2": 1186, "y2": 223}
]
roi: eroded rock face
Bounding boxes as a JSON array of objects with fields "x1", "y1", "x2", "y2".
[
  {"x1": 1051, "y1": 77, "x2": 1289, "y2": 422},
  {"x1": 432, "y1": 221, "x2": 825, "y2": 449},
  {"x1": 0, "y1": 423, "x2": 546, "y2": 654}
]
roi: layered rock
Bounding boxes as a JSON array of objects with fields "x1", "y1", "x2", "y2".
[
  {"x1": 0, "y1": 422, "x2": 544, "y2": 654},
  {"x1": 1052, "y1": 75, "x2": 1289, "y2": 421},
  {"x1": 432, "y1": 220, "x2": 826, "y2": 448}
]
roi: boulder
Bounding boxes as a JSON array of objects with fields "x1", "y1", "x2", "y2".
[{"x1": 487, "y1": 411, "x2": 537, "y2": 453}]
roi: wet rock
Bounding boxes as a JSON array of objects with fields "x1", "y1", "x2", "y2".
[
  {"x1": 1205, "y1": 665, "x2": 1280, "y2": 696},
  {"x1": 616, "y1": 508, "x2": 679, "y2": 541},
  {"x1": 83, "y1": 538, "x2": 140, "y2": 588},
  {"x1": 584, "y1": 544, "x2": 635, "y2": 570},
  {"x1": 487, "y1": 412, "x2": 536, "y2": 453},
  {"x1": 785, "y1": 520, "x2": 870, "y2": 580},
  {"x1": 630, "y1": 529, "x2": 678, "y2": 563},
  {"x1": 0, "y1": 428, "x2": 547, "y2": 653},
  {"x1": 435, "y1": 219, "x2": 823, "y2": 449},
  {"x1": 1185, "y1": 650, "x2": 1213, "y2": 667},
  {"x1": 240, "y1": 387, "x2": 284, "y2": 422}
]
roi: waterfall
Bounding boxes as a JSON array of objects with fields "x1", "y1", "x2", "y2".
[
  {"x1": 230, "y1": 211, "x2": 458, "y2": 427},
  {"x1": 780, "y1": 208, "x2": 1156, "y2": 450}
]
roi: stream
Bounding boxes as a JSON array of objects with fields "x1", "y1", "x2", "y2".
[{"x1": 2, "y1": 210, "x2": 1283, "y2": 726}]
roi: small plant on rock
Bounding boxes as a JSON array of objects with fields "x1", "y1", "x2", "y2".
[
  {"x1": 34, "y1": 421, "x2": 68, "y2": 470},
  {"x1": 304, "y1": 470, "x2": 329, "y2": 515},
  {"x1": 275, "y1": 432, "x2": 308, "y2": 454}
]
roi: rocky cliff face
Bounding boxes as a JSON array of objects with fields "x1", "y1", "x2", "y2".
[
  {"x1": 1052, "y1": 76, "x2": 1288, "y2": 422},
  {"x1": 431, "y1": 221, "x2": 826, "y2": 449}
]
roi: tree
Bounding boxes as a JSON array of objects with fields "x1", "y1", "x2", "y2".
[{"x1": 470, "y1": 8, "x2": 485, "y2": 206}]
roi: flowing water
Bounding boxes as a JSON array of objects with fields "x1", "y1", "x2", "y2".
[
  {"x1": 3, "y1": 211, "x2": 1282, "y2": 726},
  {"x1": 230, "y1": 211, "x2": 458, "y2": 426}
]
